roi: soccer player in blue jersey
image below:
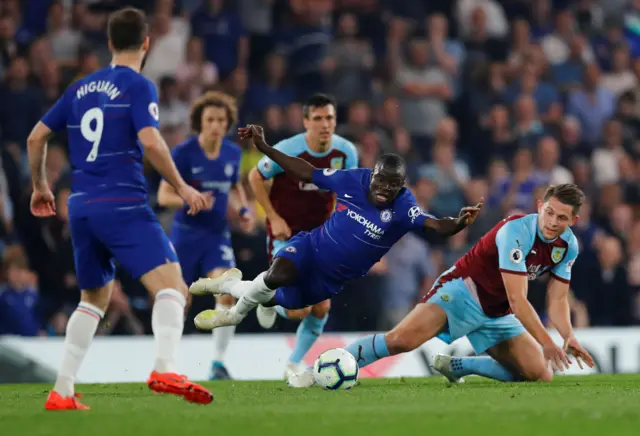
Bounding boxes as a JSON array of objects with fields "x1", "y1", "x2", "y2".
[
  {"x1": 189, "y1": 125, "x2": 482, "y2": 346},
  {"x1": 27, "y1": 8, "x2": 213, "y2": 409},
  {"x1": 309, "y1": 185, "x2": 595, "y2": 387},
  {"x1": 246, "y1": 94, "x2": 358, "y2": 379},
  {"x1": 157, "y1": 91, "x2": 254, "y2": 380}
]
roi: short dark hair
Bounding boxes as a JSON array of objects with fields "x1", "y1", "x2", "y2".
[
  {"x1": 107, "y1": 8, "x2": 148, "y2": 52},
  {"x1": 375, "y1": 153, "x2": 407, "y2": 175},
  {"x1": 543, "y1": 184, "x2": 585, "y2": 216},
  {"x1": 190, "y1": 91, "x2": 238, "y2": 134},
  {"x1": 302, "y1": 93, "x2": 336, "y2": 118}
]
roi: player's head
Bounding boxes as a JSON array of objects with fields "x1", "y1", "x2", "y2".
[
  {"x1": 107, "y1": 8, "x2": 149, "y2": 56},
  {"x1": 190, "y1": 91, "x2": 238, "y2": 144},
  {"x1": 369, "y1": 154, "x2": 407, "y2": 207},
  {"x1": 302, "y1": 93, "x2": 337, "y2": 148},
  {"x1": 537, "y1": 184, "x2": 584, "y2": 240}
]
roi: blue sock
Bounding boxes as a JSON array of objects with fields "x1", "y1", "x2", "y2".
[
  {"x1": 450, "y1": 356, "x2": 519, "y2": 382},
  {"x1": 288, "y1": 314, "x2": 328, "y2": 364},
  {"x1": 344, "y1": 334, "x2": 390, "y2": 368},
  {"x1": 275, "y1": 305, "x2": 288, "y2": 319}
]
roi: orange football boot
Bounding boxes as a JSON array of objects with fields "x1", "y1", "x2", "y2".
[
  {"x1": 147, "y1": 371, "x2": 213, "y2": 405},
  {"x1": 44, "y1": 391, "x2": 90, "y2": 410}
]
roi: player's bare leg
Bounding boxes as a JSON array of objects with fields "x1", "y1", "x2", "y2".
[
  {"x1": 192, "y1": 257, "x2": 297, "y2": 330},
  {"x1": 434, "y1": 332, "x2": 552, "y2": 383},
  {"x1": 46, "y1": 282, "x2": 114, "y2": 410},
  {"x1": 487, "y1": 332, "x2": 553, "y2": 381},
  {"x1": 288, "y1": 302, "x2": 448, "y2": 388},
  {"x1": 140, "y1": 262, "x2": 213, "y2": 404},
  {"x1": 207, "y1": 267, "x2": 236, "y2": 380}
]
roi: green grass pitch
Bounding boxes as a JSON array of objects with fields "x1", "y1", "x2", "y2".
[{"x1": 2, "y1": 375, "x2": 640, "y2": 436}]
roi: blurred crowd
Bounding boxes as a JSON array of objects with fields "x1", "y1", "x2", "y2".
[{"x1": 0, "y1": 0, "x2": 638, "y2": 337}]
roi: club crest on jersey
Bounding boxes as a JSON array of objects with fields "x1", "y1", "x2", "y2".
[
  {"x1": 148, "y1": 102, "x2": 159, "y2": 121},
  {"x1": 380, "y1": 209, "x2": 392, "y2": 223},
  {"x1": 224, "y1": 164, "x2": 234, "y2": 177},
  {"x1": 330, "y1": 157, "x2": 344, "y2": 169},
  {"x1": 323, "y1": 168, "x2": 337, "y2": 176},
  {"x1": 551, "y1": 247, "x2": 566, "y2": 263}
]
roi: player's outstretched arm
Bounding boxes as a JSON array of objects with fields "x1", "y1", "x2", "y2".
[
  {"x1": 239, "y1": 125, "x2": 315, "y2": 183},
  {"x1": 423, "y1": 199, "x2": 484, "y2": 236}
]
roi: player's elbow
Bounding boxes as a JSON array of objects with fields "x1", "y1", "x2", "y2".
[{"x1": 248, "y1": 168, "x2": 263, "y2": 189}]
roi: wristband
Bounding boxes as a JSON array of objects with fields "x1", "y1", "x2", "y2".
[{"x1": 239, "y1": 207, "x2": 249, "y2": 217}]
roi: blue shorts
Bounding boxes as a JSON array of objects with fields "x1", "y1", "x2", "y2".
[
  {"x1": 272, "y1": 232, "x2": 341, "y2": 309},
  {"x1": 70, "y1": 205, "x2": 178, "y2": 290},
  {"x1": 173, "y1": 232, "x2": 235, "y2": 284},
  {"x1": 426, "y1": 276, "x2": 526, "y2": 354}
]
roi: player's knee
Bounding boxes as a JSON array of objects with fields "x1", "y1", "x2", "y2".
[
  {"x1": 286, "y1": 307, "x2": 311, "y2": 320},
  {"x1": 264, "y1": 263, "x2": 296, "y2": 289},
  {"x1": 521, "y1": 364, "x2": 553, "y2": 382},
  {"x1": 80, "y1": 284, "x2": 113, "y2": 312},
  {"x1": 310, "y1": 299, "x2": 330, "y2": 318},
  {"x1": 384, "y1": 330, "x2": 418, "y2": 355}
]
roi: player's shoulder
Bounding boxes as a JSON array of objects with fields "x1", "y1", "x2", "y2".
[
  {"x1": 274, "y1": 133, "x2": 307, "y2": 155},
  {"x1": 558, "y1": 226, "x2": 579, "y2": 251},
  {"x1": 330, "y1": 134, "x2": 358, "y2": 155},
  {"x1": 495, "y1": 213, "x2": 537, "y2": 246},
  {"x1": 221, "y1": 138, "x2": 242, "y2": 157},
  {"x1": 172, "y1": 136, "x2": 199, "y2": 155}
]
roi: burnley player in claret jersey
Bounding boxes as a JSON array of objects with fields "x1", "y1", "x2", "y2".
[
  {"x1": 27, "y1": 8, "x2": 212, "y2": 409},
  {"x1": 328, "y1": 185, "x2": 595, "y2": 389},
  {"x1": 246, "y1": 93, "x2": 358, "y2": 378},
  {"x1": 188, "y1": 125, "x2": 482, "y2": 382}
]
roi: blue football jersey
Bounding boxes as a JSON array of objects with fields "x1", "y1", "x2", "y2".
[
  {"x1": 41, "y1": 65, "x2": 160, "y2": 215},
  {"x1": 308, "y1": 168, "x2": 435, "y2": 281},
  {"x1": 169, "y1": 136, "x2": 242, "y2": 239}
]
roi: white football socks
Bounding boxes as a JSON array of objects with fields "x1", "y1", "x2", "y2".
[
  {"x1": 53, "y1": 302, "x2": 104, "y2": 397},
  {"x1": 229, "y1": 273, "x2": 275, "y2": 317},
  {"x1": 212, "y1": 303, "x2": 236, "y2": 363},
  {"x1": 152, "y1": 289, "x2": 186, "y2": 374}
]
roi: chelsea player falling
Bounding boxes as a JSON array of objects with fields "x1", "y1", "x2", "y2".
[
  {"x1": 189, "y1": 125, "x2": 482, "y2": 345},
  {"x1": 302, "y1": 186, "x2": 596, "y2": 387},
  {"x1": 157, "y1": 91, "x2": 254, "y2": 380},
  {"x1": 27, "y1": 8, "x2": 212, "y2": 409}
]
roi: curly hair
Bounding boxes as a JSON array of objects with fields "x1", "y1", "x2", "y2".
[{"x1": 189, "y1": 91, "x2": 238, "y2": 134}]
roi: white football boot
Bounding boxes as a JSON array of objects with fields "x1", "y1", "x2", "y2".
[
  {"x1": 189, "y1": 268, "x2": 242, "y2": 296},
  {"x1": 283, "y1": 361, "x2": 301, "y2": 380},
  {"x1": 287, "y1": 368, "x2": 316, "y2": 388},
  {"x1": 194, "y1": 308, "x2": 245, "y2": 331},
  {"x1": 256, "y1": 305, "x2": 277, "y2": 329},
  {"x1": 431, "y1": 354, "x2": 465, "y2": 384}
]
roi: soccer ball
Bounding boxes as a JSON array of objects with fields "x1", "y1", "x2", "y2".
[{"x1": 313, "y1": 348, "x2": 359, "y2": 390}]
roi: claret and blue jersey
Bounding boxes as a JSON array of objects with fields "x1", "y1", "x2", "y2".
[
  {"x1": 40, "y1": 65, "x2": 178, "y2": 289},
  {"x1": 273, "y1": 168, "x2": 435, "y2": 309},
  {"x1": 167, "y1": 136, "x2": 242, "y2": 282}
]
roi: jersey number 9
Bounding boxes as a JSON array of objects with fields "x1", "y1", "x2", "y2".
[{"x1": 81, "y1": 107, "x2": 104, "y2": 162}]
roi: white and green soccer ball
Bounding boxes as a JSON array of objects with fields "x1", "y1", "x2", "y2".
[{"x1": 313, "y1": 348, "x2": 359, "y2": 390}]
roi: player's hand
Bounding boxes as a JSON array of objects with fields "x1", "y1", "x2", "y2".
[
  {"x1": 270, "y1": 214, "x2": 292, "y2": 240},
  {"x1": 543, "y1": 341, "x2": 571, "y2": 372},
  {"x1": 238, "y1": 125, "x2": 267, "y2": 150},
  {"x1": 203, "y1": 192, "x2": 215, "y2": 211},
  {"x1": 177, "y1": 184, "x2": 210, "y2": 215},
  {"x1": 457, "y1": 197, "x2": 484, "y2": 226},
  {"x1": 30, "y1": 187, "x2": 56, "y2": 217},
  {"x1": 563, "y1": 335, "x2": 595, "y2": 369}
]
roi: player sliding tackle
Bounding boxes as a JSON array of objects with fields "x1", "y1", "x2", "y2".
[
  {"x1": 190, "y1": 125, "x2": 482, "y2": 344},
  {"x1": 308, "y1": 184, "x2": 595, "y2": 387}
]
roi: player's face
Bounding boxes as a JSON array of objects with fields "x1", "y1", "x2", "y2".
[
  {"x1": 537, "y1": 197, "x2": 579, "y2": 240},
  {"x1": 369, "y1": 167, "x2": 405, "y2": 207},
  {"x1": 303, "y1": 105, "x2": 336, "y2": 146},
  {"x1": 200, "y1": 106, "x2": 229, "y2": 142}
]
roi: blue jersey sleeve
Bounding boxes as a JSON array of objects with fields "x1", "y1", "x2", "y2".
[
  {"x1": 311, "y1": 168, "x2": 351, "y2": 192},
  {"x1": 401, "y1": 193, "x2": 436, "y2": 231},
  {"x1": 41, "y1": 91, "x2": 69, "y2": 132},
  {"x1": 495, "y1": 218, "x2": 534, "y2": 275},
  {"x1": 131, "y1": 78, "x2": 160, "y2": 133},
  {"x1": 256, "y1": 137, "x2": 303, "y2": 179},
  {"x1": 551, "y1": 234, "x2": 579, "y2": 283}
]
